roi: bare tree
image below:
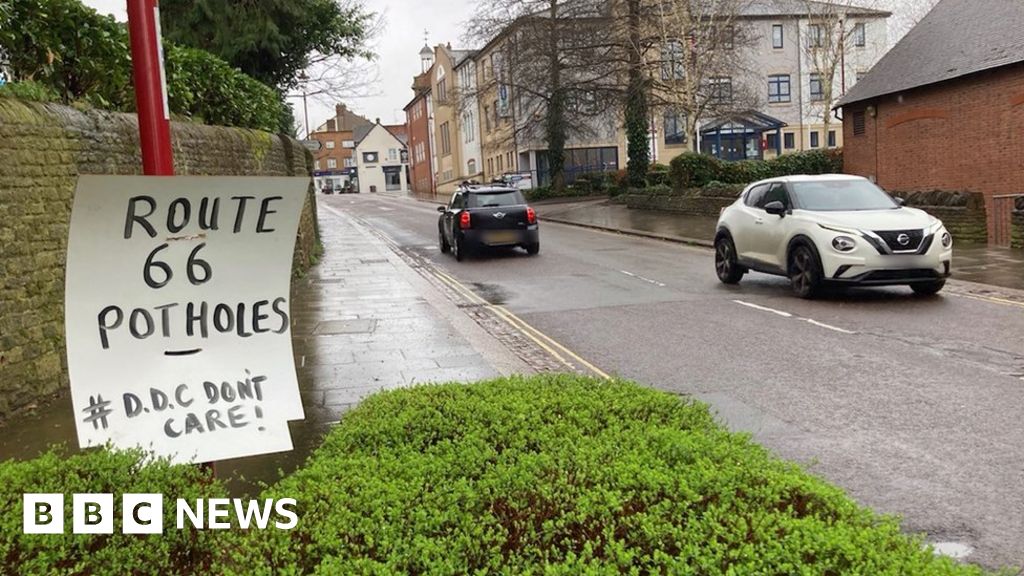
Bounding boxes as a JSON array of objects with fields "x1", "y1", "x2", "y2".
[
  {"x1": 800, "y1": 0, "x2": 893, "y2": 138},
  {"x1": 642, "y1": 0, "x2": 760, "y2": 150},
  {"x1": 464, "y1": 0, "x2": 617, "y2": 190}
]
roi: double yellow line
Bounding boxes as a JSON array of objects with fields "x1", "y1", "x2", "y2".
[{"x1": 430, "y1": 269, "x2": 611, "y2": 379}]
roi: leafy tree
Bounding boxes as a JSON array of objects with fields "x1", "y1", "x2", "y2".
[{"x1": 160, "y1": 0, "x2": 375, "y2": 91}]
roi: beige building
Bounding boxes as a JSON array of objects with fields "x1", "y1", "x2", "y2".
[
  {"x1": 430, "y1": 44, "x2": 479, "y2": 193},
  {"x1": 651, "y1": 2, "x2": 890, "y2": 164}
]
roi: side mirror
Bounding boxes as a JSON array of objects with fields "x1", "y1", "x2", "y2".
[
  {"x1": 764, "y1": 201, "x2": 787, "y2": 216},
  {"x1": 437, "y1": 205, "x2": 446, "y2": 213},
  {"x1": 893, "y1": 196, "x2": 906, "y2": 206}
]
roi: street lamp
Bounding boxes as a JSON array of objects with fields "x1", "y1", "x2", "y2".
[{"x1": 285, "y1": 71, "x2": 311, "y2": 138}]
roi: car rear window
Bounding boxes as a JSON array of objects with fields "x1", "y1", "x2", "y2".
[{"x1": 468, "y1": 191, "x2": 525, "y2": 208}]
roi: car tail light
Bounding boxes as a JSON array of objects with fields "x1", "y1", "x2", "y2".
[
  {"x1": 459, "y1": 211, "x2": 471, "y2": 229},
  {"x1": 526, "y1": 207, "x2": 537, "y2": 224}
]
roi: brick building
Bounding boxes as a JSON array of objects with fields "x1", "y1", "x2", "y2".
[
  {"x1": 838, "y1": 0, "x2": 1024, "y2": 245},
  {"x1": 310, "y1": 104, "x2": 372, "y2": 192}
]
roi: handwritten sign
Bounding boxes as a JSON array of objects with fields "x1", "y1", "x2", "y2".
[{"x1": 65, "y1": 176, "x2": 309, "y2": 463}]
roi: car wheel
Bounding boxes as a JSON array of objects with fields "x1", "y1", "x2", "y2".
[
  {"x1": 788, "y1": 244, "x2": 823, "y2": 299},
  {"x1": 453, "y1": 233, "x2": 466, "y2": 262},
  {"x1": 911, "y1": 279, "x2": 945, "y2": 296},
  {"x1": 439, "y1": 227, "x2": 450, "y2": 254},
  {"x1": 714, "y1": 235, "x2": 744, "y2": 284},
  {"x1": 526, "y1": 242, "x2": 540, "y2": 256}
]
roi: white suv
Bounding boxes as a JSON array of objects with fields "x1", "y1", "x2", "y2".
[{"x1": 714, "y1": 175, "x2": 953, "y2": 298}]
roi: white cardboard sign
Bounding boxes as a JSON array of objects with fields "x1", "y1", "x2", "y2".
[{"x1": 65, "y1": 176, "x2": 309, "y2": 464}]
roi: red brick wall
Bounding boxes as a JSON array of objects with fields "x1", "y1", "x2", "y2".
[
  {"x1": 406, "y1": 97, "x2": 433, "y2": 194},
  {"x1": 843, "y1": 63, "x2": 1024, "y2": 243}
]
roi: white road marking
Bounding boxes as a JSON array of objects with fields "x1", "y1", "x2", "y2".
[
  {"x1": 732, "y1": 300, "x2": 793, "y2": 317},
  {"x1": 802, "y1": 318, "x2": 857, "y2": 334},
  {"x1": 620, "y1": 270, "x2": 666, "y2": 287},
  {"x1": 300, "y1": 355, "x2": 306, "y2": 368},
  {"x1": 378, "y1": 206, "x2": 394, "y2": 211}
]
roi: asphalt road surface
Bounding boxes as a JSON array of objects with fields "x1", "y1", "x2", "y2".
[{"x1": 327, "y1": 192, "x2": 1024, "y2": 571}]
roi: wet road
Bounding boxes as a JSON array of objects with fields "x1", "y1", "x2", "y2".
[{"x1": 333, "y1": 192, "x2": 1024, "y2": 571}]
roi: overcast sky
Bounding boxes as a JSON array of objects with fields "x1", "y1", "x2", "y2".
[{"x1": 84, "y1": 0, "x2": 932, "y2": 136}]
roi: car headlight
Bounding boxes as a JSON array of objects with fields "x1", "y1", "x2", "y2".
[
  {"x1": 832, "y1": 236, "x2": 857, "y2": 252},
  {"x1": 941, "y1": 231, "x2": 952, "y2": 248}
]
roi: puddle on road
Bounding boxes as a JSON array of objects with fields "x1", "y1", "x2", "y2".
[{"x1": 467, "y1": 282, "x2": 510, "y2": 305}]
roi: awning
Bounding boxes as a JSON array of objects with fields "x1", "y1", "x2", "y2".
[{"x1": 701, "y1": 111, "x2": 787, "y2": 135}]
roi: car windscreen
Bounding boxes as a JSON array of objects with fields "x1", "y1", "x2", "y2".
[
  {"x1": 468, "y1": 191, "x2": 525, "y2": 208},
  {"x1": 789, "y1": 180, "x2": 899, "y2": 211}
]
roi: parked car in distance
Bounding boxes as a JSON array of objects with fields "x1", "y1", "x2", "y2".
[
  {"x1": 714, "y1": 175, "x2": 953, "y2": 298},
  {"x1": 437, "y1": 184, "x2": 540, "y2": 261}
]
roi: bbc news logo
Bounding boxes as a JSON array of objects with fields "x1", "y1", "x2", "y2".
[{"x1": 23, "y1": 494, "x2": 297, "y2": 534}]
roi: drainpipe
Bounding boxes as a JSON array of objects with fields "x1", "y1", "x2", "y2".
[{"x1": 796, "y1": 18, "x2": 805, "y2": 151}]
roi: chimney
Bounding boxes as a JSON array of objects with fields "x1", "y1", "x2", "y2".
[{"x1": 375, "y1": 117, "x2": 381, "y2": 125}]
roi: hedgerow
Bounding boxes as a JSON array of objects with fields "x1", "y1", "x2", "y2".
[
  {"x1": 0, "y1": 0, "x2": 290, "y2": 132},
  {"x1": 0, "y1": 447, "x2": 226, "y2": 575},
  {"x1": 669, "y1": 150, "x2": 844, "y2": 191},
  {"x1": 221, "y1": 375, "x2": 986, "y2": 576}
]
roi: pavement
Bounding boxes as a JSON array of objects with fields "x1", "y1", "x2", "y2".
[
  {"x1": 341, "y1": 191, "x2": 1024, "y2": 572},
  {"x1": 538, "y1": 198, "x2": 1024, "y2": 292}
]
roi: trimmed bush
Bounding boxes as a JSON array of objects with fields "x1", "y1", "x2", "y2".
[
  {"x1": 669, "y1": 152, "x2": 721, "y2": 190},
  {"x1": 669, "y1": 150, "x2": 844, "y2": 191},
  {"x1": 0, "y1": 447, "x2": 227, "y2": 575},
  {"x1": 223, "y1": 375, "x2": 986, "y2": 575}
]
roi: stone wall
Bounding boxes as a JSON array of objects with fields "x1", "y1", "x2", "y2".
[
  {"x1": 0, "y1": 99, "x2": 319, "y2": 419},
  {"x1": 893, "y1": 191, "x2": 989, "y2": 246},
  {"x1": 622, "y1": 194, "x2": 735, "y2": 216}
]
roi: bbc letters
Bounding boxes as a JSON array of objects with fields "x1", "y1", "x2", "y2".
[{"x1": 65, "y1": 176, "x2": 309, "y2": 463}]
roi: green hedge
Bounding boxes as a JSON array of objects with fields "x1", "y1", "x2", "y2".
[
  {"x1": 669, "y1": 150, "x2": 844, "y2": 191},
  {"x1": 222, "y1": 375, "x2": 985, "y2": 575},
  {"x1": 0, "y1": 0, "x2": 290, "y2": 132},
  {"x1": 0, "y1": 447, "x2": 226, "y2": 575}
]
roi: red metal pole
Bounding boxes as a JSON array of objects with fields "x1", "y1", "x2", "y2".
[{"x1": 127, "y1": 0, "x2": 174, "y2": 176}]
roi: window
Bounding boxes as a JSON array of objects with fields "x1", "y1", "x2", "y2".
[
  {"x1": 852, "y1": 110, "x2": 867, "y2": 136},
  {"x1": 663, "y1": 111, "x2": 686, "y2": 145},
  {"x1": 325, "y1": 140, "x2": 335, "y2": 149},
  {"x1": 385, "y1": 167, "x2": 402, "y2": 191},
  {"x1": 766, "y1": 133, "x2": 778, "y2": 150},
  {"x1": 484, "y1": 106, "x2": 491, "y2": 131},
  {"x1": 710, "y1": 77, "x2": 732, "y2": 102},
  {"x1": 661, "y1": 39, "x2": 685, "y2": 80},
  {"x1": 468, "y1": 159, "x2": 477, "y2": 174},
  {"x1": 497, "y1": 154, "x2": 503, "y2": 173},
  {"x1": 772, "y1": 24, "x2": 784, "y2": 49},
  {"x1": 463, "y1": 112, "x2": 475, "y2": 143},
  {"x1": 827, "y1": 130, "x2": 836, "y2": 148},
  {"x1": 487, "y1": 158, "x2": 493, "y2": 176},
  {"x1": 718, "y1": 25, "x2": 734, "y2": 50},
  {"x1": 344, "y1": 158, "x2": 355, "y2": 168},
  {"x1": 809, "y1": 73, "x2": 825, "y2": 101},
  {"x1": 784, "y1": 132, "x2": 795, "y2": 149},
  {"x1": 436, "y1": 65, "x2": 448, "y2": 102},
  {"x1": 853, "y1": 22, "x2": 865, "y2": 47},
  {"x1": 327, "y1": 158, "x2": 337, "y2": 169},
  {"x1": 808, "y1": 24, "x2": 823, "y2": 48},
  {"x1": 440, "y1": 122, "x2": 451, "y2": 156},
  {"x1": 342, "y1": 140, "x2": 355, "y2": 148},
  {"x1": 744, "y1": 184, "x2": 769, "y2": 207},
  {"x1": 314, "y1": 160, "x2": 321, "y2": 170},
  {"x1": 810, "y1": 131, "x2": 820, "y2": 148},
  {"x1": 506, "y1": 152, "x2": 512, "y2": 170},
  {"x1": 762, "y1": 183, "x2": 789, "y2": 209},
  {"x1": 388, "y1": 148, "x2": 398, "y2": 161},
  {"x1": 768, "y1": 74, "x2": 791, "y2": 103},
  {"x1": 493, "y1": 100, "x2": 499, "y2": 127}
]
